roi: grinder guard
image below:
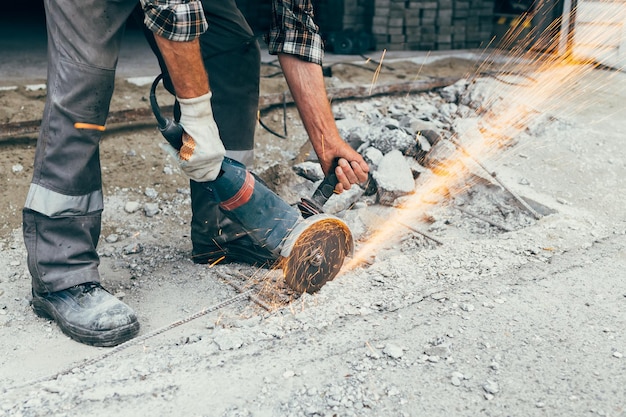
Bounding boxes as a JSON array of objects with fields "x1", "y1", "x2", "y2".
[{"x1": 281, "y1": 214, "x2": 354, "y2": 294}]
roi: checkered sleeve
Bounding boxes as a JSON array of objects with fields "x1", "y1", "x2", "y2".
[
  {"x1": 141, "y1": 0, "x2": 208, "y2": 42},
  {"x1": 267, "y1": 0, "x2": 324, "y2": 65}
]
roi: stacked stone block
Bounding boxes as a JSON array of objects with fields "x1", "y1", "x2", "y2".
[
  {"x1": 352, "y1": 0, "x2": 494, "y2": 51},
  {"x1": 236, "y1": 0, "x2": 495, "y2": 52},
  {"x1": 341, "y1": 0, "x2": 372, "y2": 32}
]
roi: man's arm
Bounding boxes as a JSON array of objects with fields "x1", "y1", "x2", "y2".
[
  {"x1": 267, "y1": 0, "x2": 369, "y2": 192},
  {"x1": 140, "y1": 0, "x2": 225, "y2": 183},
  {"x1": 278, "y1": 53, "x2": 369, "y2": 192},
  {"x1": 141, "y1": 0, "x2": 209, "y2": 95},
  {"x1": 152, "y1": 36, "x2": 208, "y2": 98},
  {"x1": 150, "y1": 35, "x2": 225, "y2": 182}
]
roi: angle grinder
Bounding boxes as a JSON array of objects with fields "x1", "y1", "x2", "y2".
[{"x1": 150, "y1": 74, "x2": 353, "y2": 293}]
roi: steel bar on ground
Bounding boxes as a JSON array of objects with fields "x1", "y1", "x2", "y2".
[{"x1": 456, "y1": 206, "x2": 513, "y2": 232}]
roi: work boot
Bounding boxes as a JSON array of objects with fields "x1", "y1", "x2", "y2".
[
  {"x1": 32, "y1": 283, "x2": 140, "y2": 347},
  {"x1": 190, "y1": 179, "x2": 279, "y2": 268}
]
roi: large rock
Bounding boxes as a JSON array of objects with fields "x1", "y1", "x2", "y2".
[
  {"x1": 323, "y1": 185, "x2": 365, "y2": 215},
  {"x1": 367, "y1": 126, "x2": 414, "y2": 154},
  {"x1": 257, "y1": 163, "x2": 314, "y2": 205},
  {"x1": 292, "y1": 161, "x2": 324, "y2": 182},
  {"x1": 372, "y1": 150, "x2": 415, "y2": 206},
  {"x1": 440, "y1": 79, "x2": 470, "y2": 103},
  {"x1": 361, "y1": 146, "x2": 384, "y2": 170}
]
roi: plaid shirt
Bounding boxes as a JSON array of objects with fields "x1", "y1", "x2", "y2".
[
  {"x1": 141, "y1": 0, "x2": 208, "y2": 42},
  {"x1": 267, "y1": 0, "x2": 324, "y2": 65}
]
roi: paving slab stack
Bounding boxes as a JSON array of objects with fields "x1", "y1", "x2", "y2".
[
  {"x1": 237, "y1": 0, "x2": 495, "y2": 52},
  {"x1": 370, "y1": 0, "x2": 494, "y2": 51}
]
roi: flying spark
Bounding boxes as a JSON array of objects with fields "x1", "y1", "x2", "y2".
[{"x1": 345, "y1": 0, "x2": 625, "y2": 271}]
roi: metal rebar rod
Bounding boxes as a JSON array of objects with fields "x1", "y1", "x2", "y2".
[
  {"x1": 216, "y1": 270, "x2": 273, "y2": 312},
  {"x1": 456, "y1": 206, "x2": 513, "y2": 232},
  {"x1": 449, "y1": 138, "x2": 543, "y2": 220},
  {"x1": 397, "y1": 220, "x2": 444, "y2": 245}
]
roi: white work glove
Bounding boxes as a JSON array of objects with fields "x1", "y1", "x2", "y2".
[{"x1": 174, "y1": 92, "x2": 226, "y2": 182}]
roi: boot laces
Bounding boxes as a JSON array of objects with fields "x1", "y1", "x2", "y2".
[{"x1": 77, "y1": 282, "x2": 102, "y2": 295}]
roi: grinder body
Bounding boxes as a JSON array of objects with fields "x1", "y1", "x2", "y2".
[{"x1": 201, "y1": 157, "x2": 301, "y2": 257}]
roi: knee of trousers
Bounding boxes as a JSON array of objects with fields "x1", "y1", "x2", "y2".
[{"x1": 32, "y1": 60, "x2": 116, "y2": 195}]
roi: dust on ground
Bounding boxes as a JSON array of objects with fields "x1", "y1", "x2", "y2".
[{"x1": 0, "y1": 54, "x2": 625, "y2": 417}]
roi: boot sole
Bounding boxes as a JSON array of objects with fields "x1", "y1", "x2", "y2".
[{"x1": 32, "y1": 296, "x2": 140, "y2": 347}]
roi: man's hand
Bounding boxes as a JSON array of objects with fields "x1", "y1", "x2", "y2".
[
  {"x1": 277, "y1": 53, "x2": 369, "y2": 193},
  {"x1": 317, "y1": 138, "x2": 369, "y2": 194},
  {"x1": 176, "y1": 93, "x2": 225, "y2": 182},
  {"x1": 152, "y1": 36, "x2": 225, "y2": 182}
]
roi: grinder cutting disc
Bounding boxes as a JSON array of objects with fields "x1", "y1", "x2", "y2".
[{"x1": 282, "y1": 214, "x2": 353, "y2": 294}]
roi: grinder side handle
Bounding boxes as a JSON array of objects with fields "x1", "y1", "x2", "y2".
[
  {"x1": 311, "y1": 168, "x2": 339, "y2": 208},
  {"x1": 150, "y1": 74, "x2": 184, "y2": 151}
]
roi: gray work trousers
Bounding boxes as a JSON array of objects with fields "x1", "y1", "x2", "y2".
[{"x1": 23, "y1": 0, "x2": 261, "y2": 294}]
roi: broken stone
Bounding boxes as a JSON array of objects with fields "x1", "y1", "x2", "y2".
[
  {"x1": 483, "y1": 380, "x2": 499, "y2": 395},
  {"x1": 439, "y1": 103, "x2": 458, "y2": 120},
  {"x1": 340, "y1": 208, "x2": 368, "y2": 241},
  {"x1": 460, "y1": 303, "x2": 475, "y2": 312},
  {"x1": 362, "y1": 146, "x2": 384, "y2": 170},
  {"x1": 144, "y1": 187, "x2": 158, "y2": 199},
  {"x1": 336, "y1": 118, "x2": 369, "y2": 150},
  {"x1": 450, "y1": 371, "x2": 464, "y2": 386},
  {"x1": 440, "y1": 79, "x2": 470, "y2": 103},
  {"x1": 123, "y1": 243, "x2": 143, "y2": 255},
  {"x1": 373, "y1": 150, "x2": 415, "y2": 206},
  {"x1": 124, "y1": 201, "x2": 141, "y2": 213},
  {"x1": 324, "y1": 185, "x2": 364, "y2": 215},
  {"x1": 381, "y1": 117, "x2": 400, "y2": 129},
  {"x1": 424, "y1": 343, "x2": 452, "y2": 358},
  {"x1": 335, "y1": 116, "x2": 367, "y2": 135},
  {"x1": 144, "y1": 203, "x2": 159, "y2": 217},
  {"x1": 367, "y1": 126, "x2": 414, "y2": 154},
  {"x1": 346, "y1": 128, "x2": 369, "y2": 150},
  {"x1": 105, "y1": 234, "x2": 119, "y2": 243},
  {"x1": 404, "y1": 155, "x2": 429, "y2": 179},
  {"x1": 383, "y1": 343, "x2": 404, "y2": 359},
  {"x1": 293, "y1": 161, "x2": 324, "y2": 182},
  {"x1": 388, "y1": 103, "x2": 411, "y2": 119},
  {"x1": 423, "y1": 139, "x2": 458, "y2": 176}
]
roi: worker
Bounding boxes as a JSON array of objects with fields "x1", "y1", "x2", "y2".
[
  {"x1": 23, "y1": 0, "x2": 369, "y2": 348},
  {"x1": 137, "y1": 1, "x2": 369, "y2": 267}
]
